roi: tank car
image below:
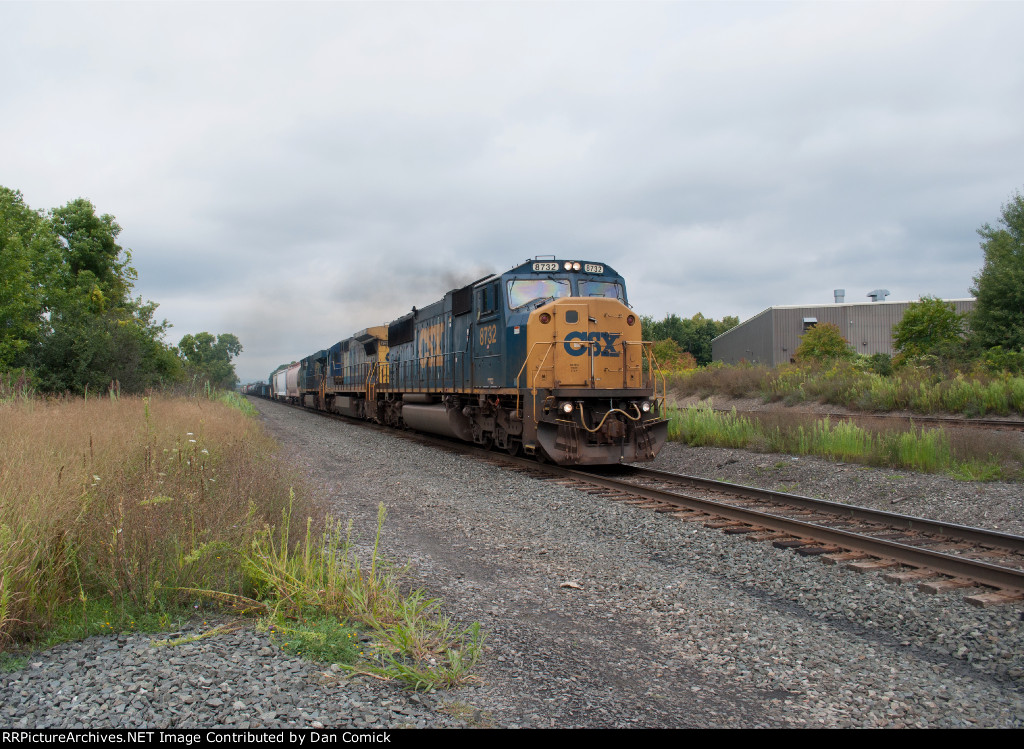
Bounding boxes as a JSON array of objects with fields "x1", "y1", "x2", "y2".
[{"x1": 279, "y1": 258, "x2": 668, "y2": 465}]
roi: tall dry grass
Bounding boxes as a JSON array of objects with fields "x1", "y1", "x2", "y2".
[
  {"x1": 1, "y1": 394, "x2": 486, "y2": 689},
  {"x1": 0, "y1": 395, "x2": 305, "y2": 646},
  {"x1": 667, "y1": 363, "x2": 770, "y2": 400}
]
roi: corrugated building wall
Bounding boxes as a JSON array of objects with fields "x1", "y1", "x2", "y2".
[{"x1": 712, "y1": 299, "x2": 975, "y2": 366}]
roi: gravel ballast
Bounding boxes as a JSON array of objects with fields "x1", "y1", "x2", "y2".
[{"x1": 3, "y1": 398, "x2": 1022, "y2": 729}]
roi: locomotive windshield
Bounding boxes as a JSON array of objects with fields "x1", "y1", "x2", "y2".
[
  {"x1": 507, "y1": 278, "x2": 572, "y2": 309},
  {"x1": 577, "y1": 280, "x2": 624, "y2": 301}
]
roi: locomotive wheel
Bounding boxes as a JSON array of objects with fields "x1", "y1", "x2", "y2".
[{"x1": 506, "y1": 440, "x2": 521, "y2": 457}]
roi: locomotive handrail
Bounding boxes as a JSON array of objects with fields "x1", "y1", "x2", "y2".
[
  {"x1": 331, "y1": 362, "x2": 374, "y2": 389},
  {"x1": 629, "y1": 340, "x2": 667, "y2": 414},
  {"x1": 649, "y1": 343, "x2": 668, "y2": 413},
  {"x1": 514, "y1": 341, "x2": 556, "y2": 425},
  {"x1": 389, "y1": 351, "x2": 463, "y2": 392},
  {"x1": 365, "y1": 362, "x2": 378, "y2": 403}
]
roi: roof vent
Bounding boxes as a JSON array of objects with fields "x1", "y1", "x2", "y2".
[
  {"x1": 867, "y1": 289, "x2": 890, "y2": 302},
  {"x1": 834, "y1": 289, "x2": 845, "y2": 304}
]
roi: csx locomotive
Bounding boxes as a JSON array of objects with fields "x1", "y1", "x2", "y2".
[{"x1": 266, "y1": 258, "x2": 668, "y2": 465}]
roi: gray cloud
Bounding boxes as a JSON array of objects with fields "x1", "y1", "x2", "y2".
[{"x1": 2, "y1": 2, "x2": 1021, "y2": 383}]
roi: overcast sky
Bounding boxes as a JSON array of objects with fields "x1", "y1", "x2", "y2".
[{"x1": 3, "y1": 1, "x2": 1022, "y2": 382}]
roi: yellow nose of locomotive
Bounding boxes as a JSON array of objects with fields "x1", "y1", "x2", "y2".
[
  {"x1": 524, "y1": 297, "x2": 644, "y2": 391},
  {"x1": 519, "y1": 296, "x2": 666, "y2": 464}
]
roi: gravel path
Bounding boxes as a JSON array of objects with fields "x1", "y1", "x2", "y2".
[{"x1": 3, "y1": 398, "x2": 1022, "y2": 729}]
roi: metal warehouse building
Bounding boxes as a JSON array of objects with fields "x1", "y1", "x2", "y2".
[{"x1": 711, "y1": 297, "x2": 976, "y2": 366}]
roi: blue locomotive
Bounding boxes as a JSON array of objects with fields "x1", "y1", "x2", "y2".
[{"x1": 270, "y1": 258, "x2": 668, "y2": 465}]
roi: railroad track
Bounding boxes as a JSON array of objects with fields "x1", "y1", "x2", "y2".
[
  {"x1": 255, "y1": 396, "x2": 1024, "y2": 608},
  {"x1": 713, "y1": 408, "x2": 1024, "y2": 432},
  {"x1": 570, "y1": 465, "x2": 1024, "y2": 604}
]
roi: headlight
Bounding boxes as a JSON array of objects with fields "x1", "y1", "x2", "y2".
[
  {"x1": 560, "y1": 401, "x2": 574, "y2": 414},
  {"x1": 640, "y1": 401, "x2": 651, "y2": 413},
  {"x1": 564, "y1": 261, "x2": 573, "y2": 270},
  {"x1": 572, "y1": 262, "x2": 581, "y2": 271}
]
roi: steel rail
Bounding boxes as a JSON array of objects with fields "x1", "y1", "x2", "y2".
[
  {"x1": 615, "y1": 466, "x2": 1024, "y2": 553},
  {"x1": 547, "y1": 465, "x2": 1024, "y2": 593}
]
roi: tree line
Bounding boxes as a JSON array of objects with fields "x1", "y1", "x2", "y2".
[
  {"x1": 639, "y1": 312, "x2": 739, "y2": 369},
  {"x1": 1, "y1": 187, "x2": 242, "y2": 395}
]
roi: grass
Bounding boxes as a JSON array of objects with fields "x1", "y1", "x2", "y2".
[
  {"x1": 0, "y1": 393, "x2": 484, "y2": 689},
  {"x1": 265, "y1": 616, "x2": 361, "y2": 664},
  {"x1": 667, "y1": 404, "x2": 1016, "y2": 480},
  {"x1": 666, "y1": 361, "x2": 1024, "y2": 417},
  {"x1": 238, "y1": 500, "x2": 485, "y2": 688},
  {"x1": 439, "y1": 701, "x2": 496, "y2": 728}
]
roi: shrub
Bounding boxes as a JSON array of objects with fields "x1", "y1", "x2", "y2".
[
  {"x1": 892, "y1": 296, "x2": 965, "y2": 359},
  {"x1": 651, "y1": 339, "x2": 697, "y2": 372},
  {"x1": 795, "y1": 323, "x2": 854, "y2": 363}
]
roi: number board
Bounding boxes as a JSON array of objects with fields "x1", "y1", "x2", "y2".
[
  {"x1": 478, "y1": 324, "x2": 498, "y2": 348},
  {"x1": 584, "y1": 263, "x2": 604, "y2": 274},
  {"x1": 532, "y1": 262, "x2": 559, "y2": 272}
]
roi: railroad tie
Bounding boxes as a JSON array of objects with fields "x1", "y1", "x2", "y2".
[
  {"x1": 795, "y1": 545, "x2": 843, "y2": 557},
  {"x1": 964, "y1": 590, "x2": 1024, "y2": 607},
  {"x1": 917, "y1": 578, "x2": 974, "y2": 594},
  {"x1": 820, "y1": 551, "x2": 871, "y2": 566},
  {"x1": 669, "y1": 511, "x2": 708, "y2": 521},
  {"x1": 745, "y1": 531, "x2": 790, "y2": 542},
  {"x1": 881, "y1": 569, "x2": 937, "y2": 584}
]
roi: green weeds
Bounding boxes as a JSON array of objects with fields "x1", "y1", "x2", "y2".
[
  {"x1": 217, "y1": 390, "x2": 259, "y2": 416},
  {"x1": 668, "y1": 404, "x2": 1011, "y2": 480},
  {"x1": 239, "y1": 499, "x2": 485, "y2": 689}
]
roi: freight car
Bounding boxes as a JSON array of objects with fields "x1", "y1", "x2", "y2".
[
  {"x1": 241, "y1": 382, "x2": 270, "y2": 397},
  {"x1": 270, "y1": 258, "x2": 668, "y2": 465}
]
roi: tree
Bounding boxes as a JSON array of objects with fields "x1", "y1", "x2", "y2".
[
  {"x1": 50, "y1": 198, "x2": 135, "y2": 306},
  {"x1": 37, "y1": 197, "x2": 181, "y2": 394},
  {"x1": 1, "y1": 188, "x2": 180, "y2": 393},
  {"x1": 971, "y1": 188, "x2": 1024, "y2": 351},
  {"x1": 795, "y1": 322, "x2": 854, "y2": 363},
  {"x1": 892, "y1": 296, "x2": 965, "y2": 359},
  {"x1": 33, "y1": 294, "x2": 181, "y2": 394},
  {"x1": 641, "y1": 312, "x2": 739, "y2": 366},
  {"x1": 0, "y1": 188, "x2": 60, "y2": 369},
  {"x1": 178, "y1": 332, "x2": 243, "y2": 389}
]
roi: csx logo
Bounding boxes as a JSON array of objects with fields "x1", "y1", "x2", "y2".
[{"x1": 563, "y1": 331, "x2": 621, "y2": 357}]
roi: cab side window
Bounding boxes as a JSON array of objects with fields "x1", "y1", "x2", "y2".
[{"x1": 477, "y1": 283, "x2": 500, "y2": 319}]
